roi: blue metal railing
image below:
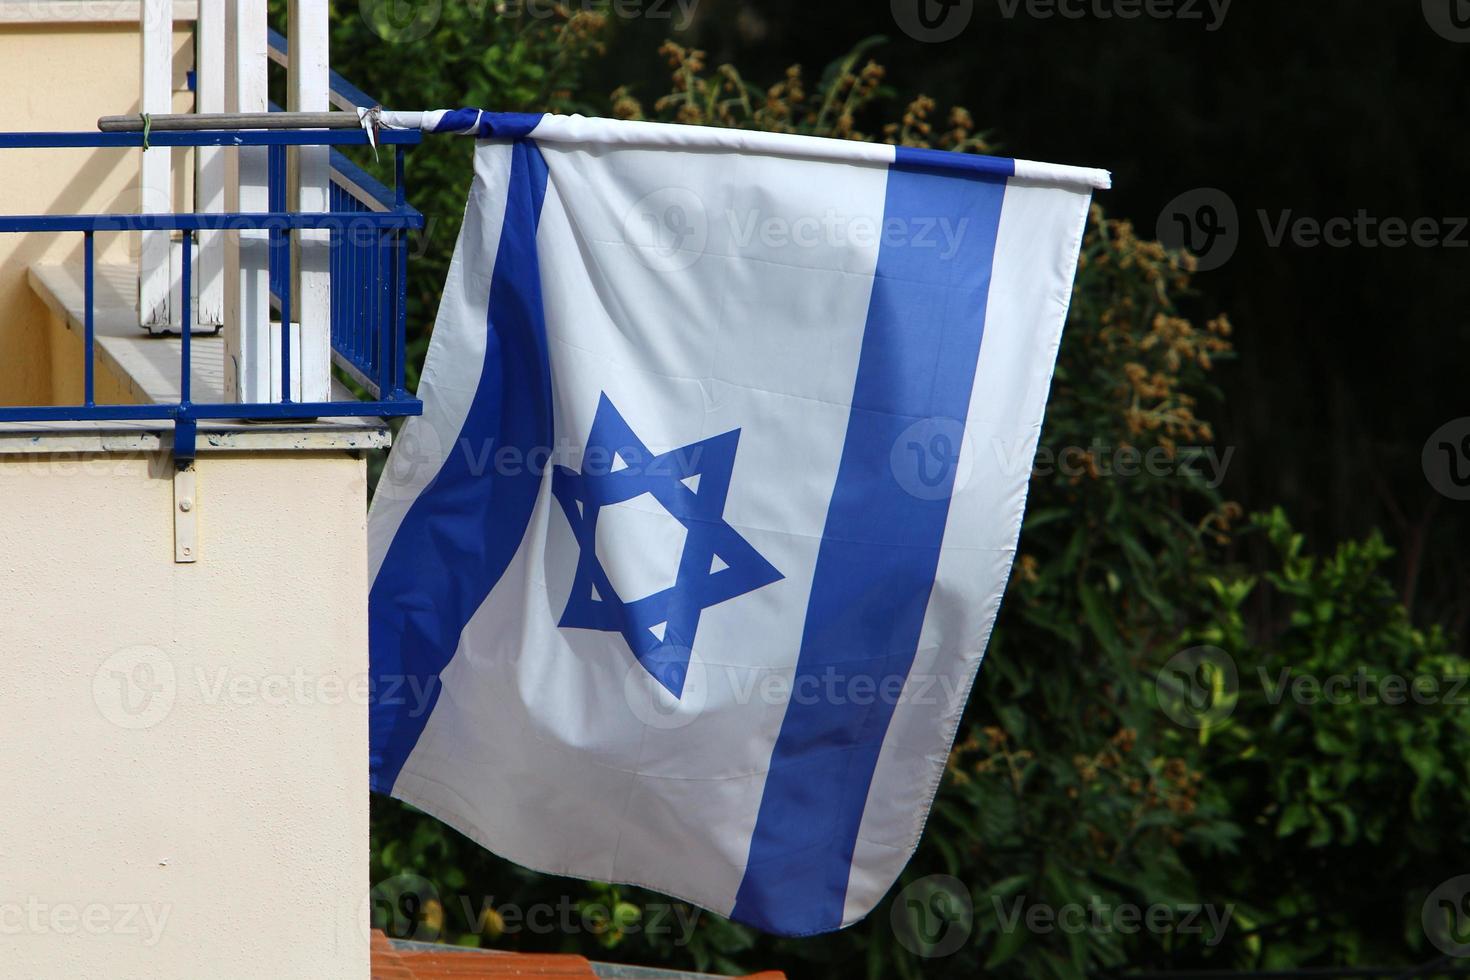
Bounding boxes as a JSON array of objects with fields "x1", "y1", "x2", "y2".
[
  {"x1": 264, "y1": 124, "x2": 408, "y2": 396},
  {"x1": 268, "y1": 141, "x2": 289, "y2": 314},
  {"x1": 0, "y1": 128, "x2": 425, "y2": 461},
  {"x1": 326, "y1": 150, "x2": 408, "y2": 396}
]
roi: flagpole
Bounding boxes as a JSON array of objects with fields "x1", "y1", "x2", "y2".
[{"x1": 98, "y1": 112, "x2": 362, "y2": 132}]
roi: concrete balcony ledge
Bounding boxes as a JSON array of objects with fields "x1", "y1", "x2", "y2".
[{"x1": 8, "y1": 260, "x2": 392, "y2": 456}]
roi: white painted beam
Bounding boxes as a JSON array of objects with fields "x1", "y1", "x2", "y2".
[
  {"x1": 287, "y1": 0, "x2": 332, "y2": 403},
  {"x1": 222, "y1": 0, "x2": 271, "y2": 402},
  {"x1": 139, "y1": 0, "x2": 173, "y2": 329},
  {"x1": 194, "y1": 0, "x2": 225, "y2": 327}
]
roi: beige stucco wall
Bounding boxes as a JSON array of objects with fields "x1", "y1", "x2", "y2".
[
  {"x1": 0, "y1": 449, "x2": 371, "y2": 979},
  {"x1": 0, "y1": 16, "x2": 195, "y2": 405},
  {"x1": 43, "y1": 302, "x2": 137, "y2": 406}
]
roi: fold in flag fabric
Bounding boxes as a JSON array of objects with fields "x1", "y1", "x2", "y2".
[{"x1": 368, "y1": 110, "x2": 1108, "y2": 937}]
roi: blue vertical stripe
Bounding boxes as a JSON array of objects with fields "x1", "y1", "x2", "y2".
[
  {"x1": 370, "y1": 140, "x2": 553, "y2": 793},
  {"x1": 731, "y1": 154, "x2": 1010, "y2": 935}
]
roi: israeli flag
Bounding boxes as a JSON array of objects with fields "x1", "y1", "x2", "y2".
[{"x1": 368, "y1": 111, "x2": 1107, "y2": 936}]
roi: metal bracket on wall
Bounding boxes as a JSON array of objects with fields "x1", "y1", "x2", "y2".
[{"x1": 174, "y1": 464, "x2": 198, "y2": 563}]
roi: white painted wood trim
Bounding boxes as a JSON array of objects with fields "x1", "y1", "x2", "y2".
[
  {"x1": 287, "y1": 0, "x2": 332, "y2": 403},
  {"x1": 222, "y1": 0, "x2": 270, "y2": 402},
  {"x1": 265, "y1": 41, "x2": 358, "y2": 112},
  {"x1": 194, "y1": 0, "x2": 225, "y2": 327},
  {"x1": 138, "y1": 0, "x2": 173, "y2": 329}
]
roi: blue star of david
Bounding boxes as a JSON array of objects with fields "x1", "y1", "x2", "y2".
[{"x1": 552, "y1": 394, "x2": 783, "y2": 698}]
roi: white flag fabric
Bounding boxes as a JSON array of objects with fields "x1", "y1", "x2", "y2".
[{"x1": 368, "y1": 110, "x2": 1107, "y2": 937}]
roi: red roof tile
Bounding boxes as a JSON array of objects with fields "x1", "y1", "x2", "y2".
[{"x1": 370, "y1": 930, "x2": 785, "y2": 980}]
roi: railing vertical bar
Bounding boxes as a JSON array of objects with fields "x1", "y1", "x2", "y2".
[
  {"x1": 362, "y1": 215, "x2": 371, "y2": 373},
  {"x1": 360, "y1": 216, "x2": 369, "y2": 371},
  {"x1": 268, "y1": 144, "x2": 288, "y2": 303},
  {"x1": 360, "y1": 215, "x2": 370, "y2": 370},
  {"x1": 382, "y1": 227, "x2": 393, "y2": 396},
  {"x1": 384, "y1": 228, "x2": 396, "y2": 395},
  {"x1": 351, "y1": 214, "x2": 360, "y2": 367},
  {"x1": 361, "y1": 217, "x2": 371, "y2": 378},
  {"x1": 349, "y1": 209, "x2": 360, "y2": 368},
  {"x1": 369, "y1": 225, "x2": 380, "y2": 390},
  {"x1": 180, "y1": 229, "x2": 193, "y2": 405},
  {"x1": 330, "y1": 202, "x2": 339, "y2": 362},
  {"x1": 280, "y1": 221, "x2": 292, "y2": 403},
  {"x1": 83, "y1": 231, "x2": 95, "y2": 408},
  {"x1": 343, "y1": 202, "x2": 352, "y2": 365},
  {"x1": 395, "y1": 227, "x2": 407, "y2": 395},
  {"x1": 394, "y1": 146, "x2": 406, "y2": 209},
  {"x1": 377, "y1": 221, "x2": 384, "y2": 386}
]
